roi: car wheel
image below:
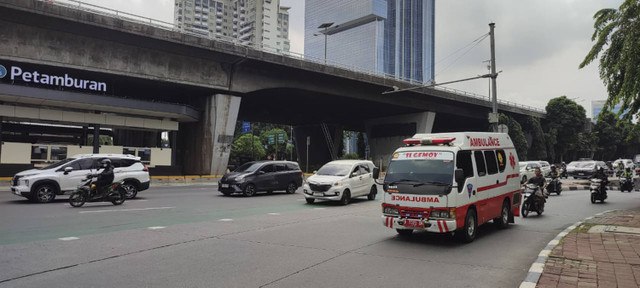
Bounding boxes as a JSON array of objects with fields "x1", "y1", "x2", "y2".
[
  {"x1": 305, "y1": 198, "x2": 315, "y2": 204},
  {"x1": 32, "y1": 183, "x2": 57, "y2": 203},
  {"x1": 286, "y1": 182, "x2": 297, "y2": 194},
  {"x1": 457, "y1": 208, "x2": 477, "y2": 243},
  {"x1": 494, "y1": 200, "x2": 510, "y2": 229},
  {"x1": 122, "y1": 182, "x2": 138, "y2": 199},
  {"x1": 243, "y1": 184, "x2": 256, "y2": 197},
  {"x1": 340, "y1": 190, "x2": 351, "y2": 205},
  {"x1": 367, "y1": 185, "x2": 377, "y2": 200},
  {"x1": 396, "y1": 229, "x2": 413, "y2": 237}
]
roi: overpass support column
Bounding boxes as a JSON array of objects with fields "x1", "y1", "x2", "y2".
[
  {"x1": 179, "y1": 94, "x2": 241, "y2": 175},
  {"x1": 365, "y1": 112, "x2": 436, "y2": 170},
  {"x1": 293, "y1": 124, "x2": 343, "y2": 173}
]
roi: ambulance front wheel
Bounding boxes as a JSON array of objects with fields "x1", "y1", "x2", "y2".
[
  {"x1": 457, "y1": 208, "x2": 477, "y2": 243},
  {"x1": 396, "y1": 229, "x2": 413, "y2": 237}
]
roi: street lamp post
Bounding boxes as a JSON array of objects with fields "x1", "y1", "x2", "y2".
[{"x1": 316, "y1": 22, "x2": 334, "y2": 64}]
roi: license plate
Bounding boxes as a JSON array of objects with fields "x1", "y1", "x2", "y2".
[
  {"x1": 403, "y1": 219, "x2": 424, "y2": 228},
  {"x1": 314, "y1": 192, "x2": 324, "y2": 196},
  {"x1": 221, "y1": 184, "x2": 229, "y2": 188}
]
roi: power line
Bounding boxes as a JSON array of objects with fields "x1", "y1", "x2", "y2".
[
  {"x1": 435, "y1": 33, "x2": 489, "y2": 77},
  {"x1": 435, "y1": 32, "x2": 489, "y2": 65}
]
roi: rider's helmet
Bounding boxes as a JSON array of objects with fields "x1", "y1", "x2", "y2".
[
  {"x1": 551, "y1": 165, "x2": 557, "y2": 170},
  {"x1": 101, "y1": 158, "x2": 112, "y2": 168}
]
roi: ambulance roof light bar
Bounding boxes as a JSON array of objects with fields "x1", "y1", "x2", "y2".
[{"x1": 403, "y1": 137, "x2": 456, "y2": 146}]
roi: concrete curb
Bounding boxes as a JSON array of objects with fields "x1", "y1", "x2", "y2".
[{"x1": 518, "y1": 210, "x2": 614, "y2": 288}]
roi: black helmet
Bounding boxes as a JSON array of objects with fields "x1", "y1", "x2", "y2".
[
  {"x1": 101, "y1": 158, "x2": 112, "y2": 167},
  {"x1": 551, "y1": 165, "x2": 556, "y2": 169}
]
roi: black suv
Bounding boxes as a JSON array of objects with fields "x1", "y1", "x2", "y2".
[{"x1": 218, "y1": 161, "x2": 303, "y2": 197}]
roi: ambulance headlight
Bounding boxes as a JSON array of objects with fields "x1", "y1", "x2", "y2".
[
  {"x1": 431, "y1": 210, "x2": 450, "y2": 218},
  {"x1": 383, "y1": 207, "x2": 399, "y2": 215}
]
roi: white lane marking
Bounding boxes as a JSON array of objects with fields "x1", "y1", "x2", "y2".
[
  {"x1": 59, "y1": 237, "x2": 79, "y2": 241},
  {"x1": 218, "y1": 218, "x2": 234, "y2": 222},
  {"x1": 267, "y1": 213, "x2": 281, "y2": 216},
  {"x1": 78, "y1": 207, "x2": 174, "y2": 214},
  {"x1": 148, "y1": 226, "x2": 166, "y2": 230}
]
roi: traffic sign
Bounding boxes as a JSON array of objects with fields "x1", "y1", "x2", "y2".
[
  {"x1": 277, "y1": 133, "x2": 285, "y2": 144},
  {"x1": 267, "y1": 134, "x2": 275, "y2": 145},
  {"x1": 241, "y1": 121, "x2": 251, "y2": 134}
]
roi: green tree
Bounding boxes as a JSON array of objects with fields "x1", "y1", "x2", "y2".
[
  {"x1": 499, "y1": 114, "x2": 528, "y2": 160},
  {"x1": 523, "y1": 116, "x2": 548, "y2": 160},
  {"x1": 594, "y1": 110, "x2": 621, "y2": 160},
  {"x1": 230, "y1": 134, "x2": 265, "y2": 164},
  {"x1": 580, "y1": 0, "x2": 640, "y2": 119},
  {"x1": 545, "y1": 96, "x2": 587, "y2": 162},
  {"x1": 575, "y1": 132, "x2": 597, "y2": 160}
]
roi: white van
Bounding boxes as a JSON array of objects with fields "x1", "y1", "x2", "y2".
[
  {"x1": 381, "y1": 132, "x2": 521, "y2": 242},
  {"x1": 303, "y1": 160, "x2": 379, "y2": 205}
]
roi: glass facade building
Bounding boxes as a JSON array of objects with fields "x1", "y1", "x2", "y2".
[{"x1": 304, "y1": 0, "x2": 434, "y2": 83}]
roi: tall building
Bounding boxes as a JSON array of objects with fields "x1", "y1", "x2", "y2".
[
  {"x1": 174, "y1": 0, "x2": 290, "y2": 52},
  {"x1": 304, "y1": 0, "x2": 434, "y2": 84}
]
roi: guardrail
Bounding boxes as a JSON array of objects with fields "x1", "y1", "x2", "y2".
[{"x1": 42, "y1": 0, "x2": 545, "y2": 114}]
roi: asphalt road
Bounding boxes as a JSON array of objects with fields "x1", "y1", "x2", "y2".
[{"x1": 1, "y1": 185, "x2": 640, "y2": 288}]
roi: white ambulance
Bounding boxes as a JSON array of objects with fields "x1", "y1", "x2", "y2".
[{"x1": 381, "y1": 132, "x2": 521, "y2": 243}]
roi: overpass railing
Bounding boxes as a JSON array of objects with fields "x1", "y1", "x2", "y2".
[{"x1": 41, "y1": 0, "x2": 545, "y2": 114}]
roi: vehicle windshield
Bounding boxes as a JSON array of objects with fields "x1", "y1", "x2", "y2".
[
  {"x1": 316, "y1": 163, "x2": 352, "y2": 176},
  {"x1": 519, "y1": 163, "x2": 527, "y2": 170},
  {"x1": 384, "y1": 151, "x2": 454, "y2": 195},
  {"x1": 39, "y1": 158, "x2": 76, "y2": 170},
  {"x1": 578, "y1": 162, "x2": 596, "y2": 169},
  {"x1": 234, "y1": 162, "x2": 262, "y2": 173}
]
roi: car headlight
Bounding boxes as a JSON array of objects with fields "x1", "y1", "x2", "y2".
[
  {"x1": 235, "y1": 175, "x2": 246, "y2": 182},
  {"x1": 333, "y1": 181, "x2": 342, "y2": 186},
  {"x1": 23, "y1": 179, "x2": 29, "y2": 187},
  {"x1": 431, "y1": 210, "x2": 453, "y2": 219},
  {"x1": 383, "y1": 207, "x2": 399, "y2": 215}
]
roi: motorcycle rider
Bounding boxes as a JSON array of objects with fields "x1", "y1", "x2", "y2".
[
  {"x1": 526, "y1": 167, "x2": 547, "y2": 207},
  {"x1": 622, "y1": 167, "x2": 633, "y2": 179},
  {"x1": 547, "y1": 165, "x2": 560, "y2": 192},
  {"x1": 92, "y1": 159, "x2": 114, "y2": 195},
  {"x1": 592, "y1": 166, "x2": 608, "y2": 196},
  {"x1": 560, "y1": 162, "x2": 567, "y2": 178}
]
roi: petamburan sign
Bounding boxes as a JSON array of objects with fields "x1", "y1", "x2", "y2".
[{"x1": 5, "y1": 65, "x2": 107, "y2": 92}]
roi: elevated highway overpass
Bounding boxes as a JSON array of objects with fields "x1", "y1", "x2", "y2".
[{"x1": 0, "y1": 0, "x2": 544, "y2": 175}]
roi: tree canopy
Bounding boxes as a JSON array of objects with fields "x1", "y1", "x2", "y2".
[
  {"x1": 545, "y1": 96, "x2": 587, "y2": 162},
  {"x1": 580, "y1": 0, "x2": 640, "y2": 119}
]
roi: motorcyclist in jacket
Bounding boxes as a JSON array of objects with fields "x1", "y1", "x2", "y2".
[
  {"x1": 560, "y1": 162, "x2": 568, "y2": 178},
  {"x1": 622, "y1": 167, "x2": 633, "y2": 179},
  {"x1": 549, "y1": 165, "x2": 559, "y2": 178},
  {"x1": 592, "y1": 166, "x2": 608, "y2": 195},
  {"x1": 93, "y1": 159, "x2": 114, "y2": 194},
  {"x1": 526, "y1": 168, "x2": 547, "y2": 205}
]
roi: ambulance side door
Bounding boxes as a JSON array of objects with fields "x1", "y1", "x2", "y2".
[
  {"x1": 483, "y1": 150, "x2": 501, "y2": 219},
  {"x1": 456, "y1": 150, "x2": 476, "y2": 211},
  {"x1": 473, "y1": 151, "x2": 491, "y2": 224}
]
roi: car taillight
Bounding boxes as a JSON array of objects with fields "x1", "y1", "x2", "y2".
[{"x1": 143, "y1": 165, "x2": 148, "y2": 172}]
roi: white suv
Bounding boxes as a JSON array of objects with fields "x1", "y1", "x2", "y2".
[
  {"x1": 302, "y1": 160, "x2": 379, "y2": 205},
  {"x1": 11, "y1": 154, "x2": 150, "y2": 203}
]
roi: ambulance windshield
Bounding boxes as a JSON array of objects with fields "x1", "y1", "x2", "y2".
[{"x1": 384, "y1": 151, "x2": 454, "y2": 195}]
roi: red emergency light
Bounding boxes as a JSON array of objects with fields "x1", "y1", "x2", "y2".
[{"x1": 403, "y1": 137, "x2": 456, "y2": 146}]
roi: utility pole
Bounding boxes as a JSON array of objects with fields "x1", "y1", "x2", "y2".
[{"x1": 488, "y1": 23, "x2": 499, "y2": 132}]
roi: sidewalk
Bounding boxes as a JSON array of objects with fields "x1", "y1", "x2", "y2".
[{"x1": 531, "y1": 209, "x2": 640, "y2": 288}]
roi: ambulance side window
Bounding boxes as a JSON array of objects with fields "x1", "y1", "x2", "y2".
[
  {"x1": 484, "y1": 150, "x2": 498, "y2": 175},
  {"x1": 474, "y1": 151, "x2": 487, "y2": 177},
  {"x1": 496, "y1": 150, "x2": 507, "y2": 172},
  {"x1": 456, "y1": 150, "x2": 474, "y2": 178}
]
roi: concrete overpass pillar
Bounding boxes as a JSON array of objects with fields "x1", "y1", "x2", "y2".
[
  {"x1": 365, "y1": 112, "x2": 436, "y2": 170},
  {"x1": 178, "y1": 94, "x2": 241, "y2": 175}
]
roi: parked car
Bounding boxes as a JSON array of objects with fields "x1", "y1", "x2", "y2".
[
  {"x1": 11, "y1": 154, "x2": 150, "y2": 203},
  {"x1": 613, "y1": 159, "x2": 635, "y2": 170},
  {"x1": 567, "y1": 160, "x2": 606, "y2": 179},
  {"x1": 519, "y1": 161, "x2": 542, "y2": 183},
  {"x1": 303, "y1": 160, "x2": 379, "y2": 205},
  {"x1": 218, "y1": 160, "x2": 303, "y2": 197}
]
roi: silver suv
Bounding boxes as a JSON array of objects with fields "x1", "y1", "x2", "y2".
[{"x1": 11, "y1": 154, "x2": 150, "y2": 203}]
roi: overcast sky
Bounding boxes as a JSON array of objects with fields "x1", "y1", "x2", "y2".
[{"x1": 74, "y1": 0, "x2": 622, "y2": 117}]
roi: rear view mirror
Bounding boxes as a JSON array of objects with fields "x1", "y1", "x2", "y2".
[
  {"x1": 373, "y1": 167, "x2": 380, "y2": 179},
  {"x1": 64, "y1": 167, "x2": 73, "y2": 173},
  {"x1": 258, "y1": 171, "x2": 265, "y2": 175}
]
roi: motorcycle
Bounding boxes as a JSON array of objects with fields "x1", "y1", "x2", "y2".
[
  {"x1": 559, "y1": 168, "x2": 568, "y2": 179},
  {"x1": 620, "y1": 176, "x2": 634, "y2": 192},
  {"x1": 589, "y1": 178, "x2": 607, "y2": 203},
  {"x1": 521, "y1": 183, "x2": 545, "y2": 217},
  {"x1": 69, "y1": 175, "x2": 126, "y2": 207},
  {"x1": 545, "y1": 176, "x2": 562, "y2": 195}
]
